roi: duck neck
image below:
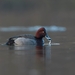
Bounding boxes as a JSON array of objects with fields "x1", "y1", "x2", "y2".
[{"x1": 35, "y1": 37, "x2": 44, "y2": 46}]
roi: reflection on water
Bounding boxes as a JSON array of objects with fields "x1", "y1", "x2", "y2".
[
  {"x1": 0, "y1": 25, "x2": 66, "y2": 32},
  {"x1": 0, "y1": 45, "x2": 51, "y2": 75},
  {"x1": 7, "y1": 45, "x2": 36, "y2": 50},
  {"x1": 7, "y1": 45, "x2": 51, "y2": 60}
]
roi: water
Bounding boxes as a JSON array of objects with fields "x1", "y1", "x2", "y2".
[{"x1": 0, "y1": 25, "x2": 75, "y2": 75}]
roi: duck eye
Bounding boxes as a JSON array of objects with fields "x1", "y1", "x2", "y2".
[{"x1": 41, "y1": 31, "x2": 44, "y2": 33}]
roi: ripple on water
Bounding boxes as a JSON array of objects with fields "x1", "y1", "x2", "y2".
[{"x1": 44, "y1": 43, "x2": 60, "y2": 46}]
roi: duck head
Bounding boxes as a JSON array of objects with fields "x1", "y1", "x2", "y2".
[{"x1": 35, "y1": 27, "x2": 51, "y2": 41}]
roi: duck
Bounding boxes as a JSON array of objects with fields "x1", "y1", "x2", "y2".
[{"x1": 6, "y1": 27, "x2": 51, "y2": 46}]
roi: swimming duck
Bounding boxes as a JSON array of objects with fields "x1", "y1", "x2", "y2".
[{"x1": 6, "y1": 27, "x2": 51, "y2": 46}]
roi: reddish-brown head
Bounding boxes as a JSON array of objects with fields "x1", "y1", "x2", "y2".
[{"x1": 35, "y1": 27, "x2": 47, "y2": 38}]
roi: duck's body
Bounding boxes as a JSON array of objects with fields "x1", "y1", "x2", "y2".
[{"x1": 6, "y1": 27, "x2": 51, "y2": 46}]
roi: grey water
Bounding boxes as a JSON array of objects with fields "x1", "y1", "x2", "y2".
[{"x1": 0, "y1": 25, "x2": 75, "y2": 75}]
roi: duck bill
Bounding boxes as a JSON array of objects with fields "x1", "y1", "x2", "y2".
[
  {"x1": 45, "y1": 35, "x2": 51, "y2": 44},
  {"x1": 45, "y1": 35, "x2": 51, "y2": 41}
]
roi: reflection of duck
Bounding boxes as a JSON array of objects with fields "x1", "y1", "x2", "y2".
[
  {"x1": 6, "y1": 27, "x2": 51, "y2": 46},
  {"x1": 8, "y1": 45, "x2": 36, "y2": 50},
  {"x1": 36, "y1": 45, "x2": 51, "y2": 60},
  {"x1": 36, "y1": 46, "x2": 44, "y2": 58}
]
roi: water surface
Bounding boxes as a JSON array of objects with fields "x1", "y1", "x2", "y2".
[{"x1": 0, "y1": 25, "x2": 75, "y2": 75}]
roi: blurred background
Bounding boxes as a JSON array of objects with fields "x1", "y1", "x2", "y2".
[{"x1": 0, "y1": 0, "x2": 74, "y2": 27}]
